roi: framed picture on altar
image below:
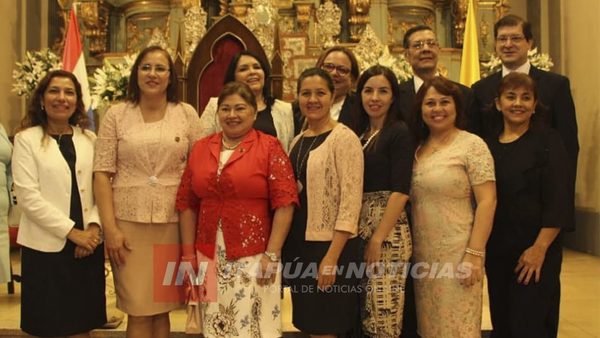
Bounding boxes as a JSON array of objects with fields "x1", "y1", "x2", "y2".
[
  {"x1": 292, "y1": 56, "x2": 318, "y2": 79},
  {"x1": 281, "y1": 34, "x2": 308, "y2": 56}
]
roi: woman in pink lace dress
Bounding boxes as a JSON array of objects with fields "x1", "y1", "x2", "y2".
[
  {"x1": 94, "y1": 46, "x2": 202, "y2": 337},
  {"x1": 410, "y1": 76, "x2": 496, "y2": 337}
]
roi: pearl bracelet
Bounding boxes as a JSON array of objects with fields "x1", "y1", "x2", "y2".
[{"x1": 465, "y1": 247, "x2": 485, "y2": 257}]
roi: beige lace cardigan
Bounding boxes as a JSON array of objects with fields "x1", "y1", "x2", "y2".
[{"x1": 290, "y1": 123, "x2": 363, "y2": 241}]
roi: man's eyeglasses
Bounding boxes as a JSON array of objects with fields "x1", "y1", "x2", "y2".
[
  {"x1": 496, "y1": 35, "x2": 526, "y2": 44},
  {"x1": 321, "y1": 63, "x2": 351, "y2": 76},
  {"x1": 410, "y1": 40, "x2": 439, "y2": 50},
  {"x1": 139, "y1": 64, "x2": 170, "y2": 75}
]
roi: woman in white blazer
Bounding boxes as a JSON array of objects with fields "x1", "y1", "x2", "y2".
[
  {"x1": 12, "y1": 70, "x2": 106, "y2": 338},
  {"x1": 198, "y1": 50, "x2": 295, "y2": 151}
]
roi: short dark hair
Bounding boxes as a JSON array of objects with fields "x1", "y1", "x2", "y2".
[
  {"x1": 217, "y1": 81, "x2": 257, "y2": 112},
  {"x1": 223, "y1": 50, "x2": 274, "y2": 107},
  {"x1": 403, "y1": 25, "x2": 434, "y2": 49},
  {"x1": 296, "y1": 67, "x2": 335, "y2": 96},
  {"x1": 20, "y1": 70, "x2": 88, "y2": 135},
  {"x1": 413, "y1": 76, "x2": 466, "y2": 144},
  {"x1": 352, "y1": 65, "x2": 402, "y2": 139},
  {"x1": 127, "y1": 46, "x2": 179, "y2": 104},
  {"x1": 315, "y1": 46, "x2": 360, "y2": 82},
  {"x1": 497, "y1": 72, "x2": 537, "y2": 101},
  {"x1": 494, "y1": 14, "x2": 533, "y2": 41},
  {"x1": 496, "y1": 72, "x2": 546, "y2": 128}
]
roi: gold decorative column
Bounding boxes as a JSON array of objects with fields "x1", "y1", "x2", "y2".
[
  {"x1": 78, "y1": 0, "x2": 110, "y2": 55},
  {"x1": 122, "y1": 0, "x2": 171, "y2": 53},
  {"x1": 293, "y1": 0, "x2": 313, "y2": 34},
  {"x1": 387, "y1": 0, "x2": 435, "y2": 47},
  {"x1": 230, "y1": 0, "x2": 252, "y2": 19},
  {"x1": 348, "y1": 0, "x2": 371, "y2": 42},
  {"x1": 451, "y1": 0, "x2": 467, "y2": 47}
]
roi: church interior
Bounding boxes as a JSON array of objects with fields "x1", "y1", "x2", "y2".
[{"x1": 0, "y1": 0, "x2": 599, "y2": 336}]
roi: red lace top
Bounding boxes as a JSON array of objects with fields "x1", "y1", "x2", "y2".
[{"x1": 176, "y1": 130, "x2": 299, "y2": 259}]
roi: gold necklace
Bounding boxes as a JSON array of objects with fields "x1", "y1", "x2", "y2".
[
  {"x1": 221, "y1": 137, "x2": 242, "y2": 150},
  {"x1": 295, "y1": 133, "x2": 322, "y2": 193},
  {"x1": 48, "y1": 125, "x2": 72, "y2": 143},
  {"x1": 427, "y1": 130, "x2": 458, "y2": 154}
]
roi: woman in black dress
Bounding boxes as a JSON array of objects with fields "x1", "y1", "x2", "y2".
[
  {"x1": 284, "y1": 68, "x2": 364, "y2": 337},
  {"x1": 485, "y1": 72, "x2": 572, "y2": 337},
  {"x1": 12, "y1": 70, "x2": 106, "y2": 337},
  {"x1": 351, "y1": 65, "x2": 414, "y2": 337}
]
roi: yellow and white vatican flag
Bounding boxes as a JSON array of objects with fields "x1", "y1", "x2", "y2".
[{"x1": 459, "y1": 0, "x2": 480, "y2": 87}]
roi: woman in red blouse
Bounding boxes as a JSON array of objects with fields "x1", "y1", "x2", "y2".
[{"x1": 177, "y1": 81, "x2": 299, "y2": 337}]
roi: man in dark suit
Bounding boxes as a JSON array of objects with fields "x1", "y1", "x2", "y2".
[
  {"x1": 468, "y1": 14, "x2": 578, "y2": 174},
  {"x1": 469, "y1": 14, "x2": 578, "y2": 337},
  {"x1": 398, "y1": 25, "x2": 471, "y2": 133},
  {"x1": 398, "y1": 25, "x2": 471, "y2": 338}
]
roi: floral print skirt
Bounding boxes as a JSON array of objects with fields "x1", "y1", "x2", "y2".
[{"x1": 198, "y1": 228, "x2": 282, "y2": 338}]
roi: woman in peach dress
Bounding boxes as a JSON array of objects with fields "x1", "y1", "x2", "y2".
[{"x1": 410, "y1": 77, "x2": 496, "y2": 337}]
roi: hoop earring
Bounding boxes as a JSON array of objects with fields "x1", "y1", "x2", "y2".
[{"x1": 40, "y1": 102, "x2": 45, "y2": 111}]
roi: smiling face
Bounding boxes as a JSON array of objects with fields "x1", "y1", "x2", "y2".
[
  {"x1": 321, "y1": 51, "x2": 354, "y2": 100},
  {"x1": 234, "y1": 55, "x2": 265, "y2": 96},
  {"x1": 137, "y1": 50, "x2": 171, "y2": 98},
  {"x1": 42, "y1": 76, "x2": 78, "y2": 126},
  {"x1": 298, "y1": 75, "x2": 334, "y2": 125},
  {"x1": 421, "y1": 86, "x2": 457, "y2": 133},
  {"x1": 217, "y1": 93, "x2": 257, "y2": 141},
  {"x1": 405, "y1": 29, "x2": 439, "y2": 76},
  {"x1": 361, "y1": 74, "x2": 393, "y2": 123},
  {"x1": 495, "y1": 24, "x2": 532, "y2": 70},
  {"x1": 496, "y1": 86, "x2": 536, "y2": 129}
]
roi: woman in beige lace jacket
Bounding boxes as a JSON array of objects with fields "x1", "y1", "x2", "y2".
[{"x1": 283, "y1": 68, "x2": 364, "y2": 337}]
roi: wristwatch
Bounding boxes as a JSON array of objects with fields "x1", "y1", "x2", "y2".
[{"x1": 263, "y1": 251, "x2": 280, "y2": 262}]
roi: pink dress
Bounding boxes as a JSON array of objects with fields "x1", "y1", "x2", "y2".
[
  {"x1": 410, "y1": 131, "x2": 495, "y2": 337},
  {"x1": 94, "y1": 101, "x2": 202, "y2": 315}
]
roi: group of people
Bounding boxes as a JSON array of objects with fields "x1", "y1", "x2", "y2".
[{"x1": 5, "y1": 13, "x2": 576, "y2": 338}]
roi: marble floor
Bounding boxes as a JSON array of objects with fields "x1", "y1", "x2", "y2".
[{"x1": 0, "y1": 248, "x2": 598, "y2": 337}]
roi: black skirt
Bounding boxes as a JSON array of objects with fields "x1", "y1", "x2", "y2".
[
  {"x1": 21, "y1": 243, "x2": 106, "y2": 337},
  {"x1": 283, "y1": 131, "x2": 361, "y2": 335}
]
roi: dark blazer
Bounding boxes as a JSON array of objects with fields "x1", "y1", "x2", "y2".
[
  {"x1": 468, "y1": 66, "x2": 579, "y2": 170},
  {"x1": 398, "y1": 77, "x2": 472, "y2": 134}
]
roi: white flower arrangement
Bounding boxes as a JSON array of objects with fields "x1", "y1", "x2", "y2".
[
  {"x1": 90, "y1": 54, "x2": 136, "y2": 109},
  {"x1": 12, "y1": 49, "x2": 62, "y2": 98},
  {"x1": 481, "y1": 47, "x2": 554, "y2": 77}
]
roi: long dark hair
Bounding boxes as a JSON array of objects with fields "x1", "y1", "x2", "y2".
[
  {"x1": 223, "y1": 50, "x2": 274, "y2": 107},
  {"x1": 19, "y1": 70, "x2": 88, "y2": 138},
  {"x1": 412, "y1": 76, "x2": 466, "y2": 145},
  {"x1": 352, "y1": 65, "x2": 402, "y2": 149},
  {"x1": 126, "y1": 46, "x2": 179, "y2": 104}
]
